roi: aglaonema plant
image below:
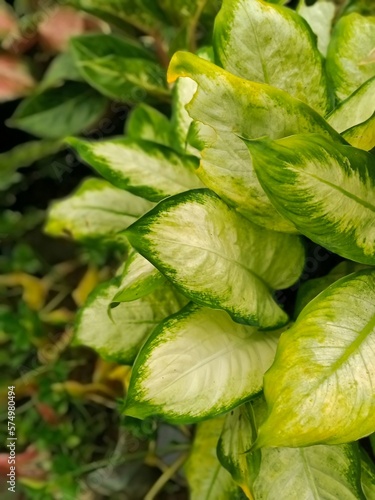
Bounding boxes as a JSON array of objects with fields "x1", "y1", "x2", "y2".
[{"x1": 44, "y1": 0, "x2": 375, "y2": 497}]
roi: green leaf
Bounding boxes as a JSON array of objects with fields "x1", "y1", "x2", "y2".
[
  {"x1": 113, "y1": 251, "x2": 166, "y2": 303},
  {"x1": 245, "y1": 133, "x2": 375, "y2": 265},
  {"x1": 327, "y1": 77, "x2": 375, "y2": 134},
  {"x1": 8, "y1": 82, "x2": 108, "y2": 139},
  {"x1": 342, "y1": 112, "x2": 375, "y2": 152},
  {"x1": 253, "y1": 443, "x2": 364, "y2": 499},
  {"x1": 219, "y1": 397, "x2": 364, "y2": 500},
  {"x1": 125, "y1": 304, "x2": 280, "y2": 423},
  {"x1": 185, "y1": 417, "x2": 244, "y2": 500},
  {"x1": 70, "y1": 34, "x2": 169, "y2": 102},
  {"x1": 361, "y1": 450, "x2": 375, "y2": 500},
  {"x1": 126, "y1": 104, "x2": 172, "y2": 149},
  {"x1": 170, "y1": 47, "x2": 214, "y2": 154},
  {"x1": 326, "y1": 13, "x2": 375, "y2": 101},
  {"x1": 0, "y1": 140, "x2": 63, "y2": 173},
  {"x1": 297, "y1": 0, "x2": 336, "y2": 56},
  {"x1": 214, "y1": 0, "x2": 332, "y2": 114},
  {"x1": 66, "y1": 136, "x2": 203, "y2": 202},
  {"x1": 170, "y1": 76, "x2": 198, "y2": 154},
  {"x1": 256, "y1": 269, "x2": 375, "y2": 448},
  {"x1": 45, "y1": 178, "x2": 153, "y2": 243},
  {"x1": 39, "y1": 51, "x2": 82, "y2": 91},
  {"x1": 167, "y1": 52, "x2": 343, "y2": 233},
  {"x1": 74, "y1": 278, "x2": 183, "y2": 364},
  {"x1": 66, "y1": 0, "x2": 167, "y2": 34},
  {"x1": 126, "y1": 189, "x2": 305, "y2": 328},
  {"x1": 295, "y1": 261, "x2": 369, "y2": 317},
  {"x1": 217, "y1": 403, "x2": 259, "y2": 498}
]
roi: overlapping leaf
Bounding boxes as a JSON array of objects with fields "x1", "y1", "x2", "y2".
[
  {"x1": 45, "y1": 178, "x2": 153, "y2": 243},
  {"x1": 327, "y1": 77, "x2": 375, "y2": 134},
  {"x1": 126, "y1": 189, "x2": 305, "y2": 327},
  {"x1": 297, "y1": 0, "x2": 335, "y2": 56},
  {"x1": 214, "y1": 0, "x2": 331, "y2": 114},
  {"x1": 168, "y1": 52, "x2": 343, "y2": 232},
  {"x1": 8, "y1": 82, "x2": 108, "y2": 139},
  {"x1": 74, "y1": 278, "x2": 184, "y2": 364},
  {"x1": 125, "y1": 305, "x2": 281, "y2": 422},
  {"x1": 326, "y1": 13, "x2": 375, "y2": 100},
  {"x1": 185, "y1": 417, "x2": 244, "y2": 500},
  {"x1": 67, "y1": 136, "x2": 202, "y2": 202},
  {"x1": 245, "y1": 133, "x2": 375, "y2": 265},
  {"x1": 70, "y1": 34, "x2": 169, "y2": 102},
  {"x1": 113, "y1": 251, "x2": 165, "y2": 303},
  {"x1": 66, "y1": 0, "x2": 167, "y2": 34},
  {"x1": 256, "y1": 270, "x2": 375, "y2": 447},
  {"x1": 126, "y1": 104, "x2": 173, "y2": 149}
]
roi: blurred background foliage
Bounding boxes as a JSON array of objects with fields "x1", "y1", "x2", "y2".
[{"x1": 0, "y1": 0, "x2": 374, "y2": 498}]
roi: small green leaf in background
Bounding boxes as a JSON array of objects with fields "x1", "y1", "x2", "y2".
[
  {"x1": 74, "y1": 278, "x2": 183, "y2": 364},
  {"x1": 45, "y1": 177, "x2": 153, "y2": 243},
  {"x1": 168, "y1": 52, "x2": 343, "y2": 233},
  {"x1": 126, "y1": 189, "x2": 305, "y2": 328},
  {"x1": 185, "y1": 417, "x2": 244, "y2": 500},
  {"x1": 113, "y1": 251, "x2": 166, "y2": 303},
  {"x1": 327, "y1": 76, "x2": 375, "y2": 134},
  {"x1": 125, "y1": 304, "x2": 281, "y2": 422},
  {"x1": 257, "y1": 269, "x2": 375, "y2": 448},
  {"x1": 297, "y1": 0, "x2": 336, "y2": 56},
  {"x1": 245, "y1": 133, "x2": 375, "y2": 265},
  {"x1": 126, "y1": 103, "x2": 173, "y2": 149},
  {"x1": 213, "y1": 0, "x2": 332, "y2": 114},
  {"x1": 8, "y1": 82, "x2": 108, "y2": 139},
  {"x1": 0, "y1": 139, "x2": 63, "y2": 188},
  {"x1": 39, "y1": 51, "x2": 83, "y2": 91},
  {"x1": 70, "y1": 34, "x2": 169, "y2": 103},
  {"x1": 67, "y1": 136, "x2": 203, "y2": 202},
  {"x1": 66, "y1": 0, "x2": 168, "y2": 34},
  {"x1": 326, "y1": 13, "x2": 375, "y2": 101}
]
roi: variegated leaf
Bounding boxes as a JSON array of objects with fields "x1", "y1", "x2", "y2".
[
  {"x1": 126, "y1": 104, "x2": 173, "y2": 149},
  {"x1": 74, "y1": 278, "x2": 184, "y2": 364},
  {"x1": 125, "y1": 189, "x2": 305, "y2": 327},
  {"x1": 326, "y1": 13, "x2": 375, "y2": 100},
  {"x1": 217, "y1": 403, "x2": 259, "y2": 499},
  {"x1": 297, "y1": 0, "x2": 335, "y2": 56},
  {"x1": 167, "y1": 52, "x2": 343, "y2": 233},
  {"x1": 113, "y1": 251, "x2": 166, "y2": 303},
  {"x1": 253, "y1": 443, "x2": 364, "y2": 500},
  {"x1": 70, "y1": 34, "x2": 169, "y2": 102},
  {"x1": 256, "y1": 269, "x2": 375, "y2": 448},
  {"x1": 125, "y1": 305, "x2": 280, "y2": 422},
  {"x1": 342, "y1": 112, "x2": 375, "y2": 151},
  {"x1": 244, "y1": 133, "x2": 375, "y2": 265},
  {"x1": 361, "y1": 450, "x2": 375, "y2": 499},
  {"x1": 45, "y1": 178, "x2": 153, "y2": 243},
  {"x1": 214, "y1": 0, "x2": 331, "y2": 114},
  {"x1": 66, "y1": 137, "x2": 203, "y2": 202},
  {"x1": 327, "y1": 77, "x2": 375, "y2": 134},
  {"x1": 185, "y1": 417, "x2": 244, "y2": 500},
  {"x1": 218, "y1": 397, "x2": 364, "y2": 500}
]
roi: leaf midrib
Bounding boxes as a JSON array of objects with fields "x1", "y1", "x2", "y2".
[
  {"x1": 296, "y1": 168, "x2": 375, "y2": 213},
  {"x1": 148, "y1": 236, "x2": 273, "y2": 292}
]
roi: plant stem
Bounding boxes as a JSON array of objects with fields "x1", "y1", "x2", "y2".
[{"x1": 145, "y1": 452, "x2": 189, "y2": 500}]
